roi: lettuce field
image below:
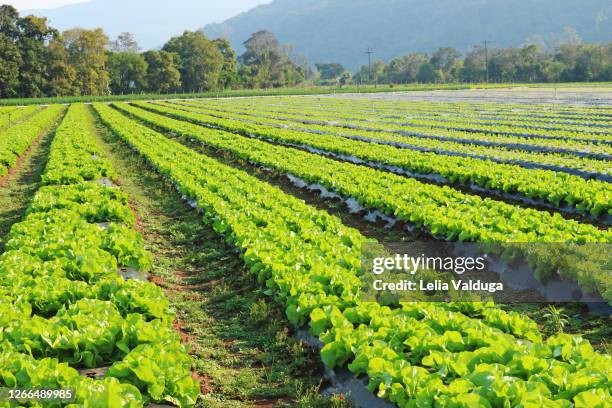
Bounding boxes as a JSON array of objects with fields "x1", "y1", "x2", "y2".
[{"x1": 0, "y1": 94, "x2": 610, "y2": 407}]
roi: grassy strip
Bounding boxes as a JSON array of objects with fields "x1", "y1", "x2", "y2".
[
  {"x1": 2, "y1": 82, "x2": 611, "y2": 106},
  {"x1": 0, "y1": 84, "x2": 469, "y2": 106}
]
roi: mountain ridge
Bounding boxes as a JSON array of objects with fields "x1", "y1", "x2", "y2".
[{"x1": 203, "y1": 0, "x2": 612, "y2": 69}]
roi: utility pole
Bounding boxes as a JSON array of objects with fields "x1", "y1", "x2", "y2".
[
  {"x1": 366, "y1": 47, "x2": 374, "y2": 85},
  {"x1": 483, "y1": 40, "x2": 490, "y2": 84}
]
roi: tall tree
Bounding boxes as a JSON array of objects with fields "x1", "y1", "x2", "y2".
[
  {"x1": 213, "y1": 38, "x2": 238, "y2": 89},
  {"x1": 603, "y1": 43, "x2": 612, "y2": 81},
  {"x1": 384, "y1": 53, "x2": 429, "y2": 83},
  {"x1": 354, "y1": 59, "x2": 388, "y2": 84},
  {"x1": 370, "y1": 59, "x2": 386, "y2": 83},
  {"x1": 352, "y1": 64, "x2": 369, "y2": 84},
  {"x1": 489, "y1": 48, "x2": 520, "y2": 82},
  {"x1": 572, "y1": 44, "x2": 610, "y2": 81},
  {"x1": 110, "y1": 32, "x2": 140, "y2": 53},
  {"x1": 16, "y1": 15, "x2": 56, "y2": 97},
  {"x1": 240, "y1": 30, "x2": 279, "y2": 64},
  {"x1": 0, "y1": 32, "x2": 21, "y2": 97},
  {"x1": 44, "y1": 33, "x2": 77, "y2": 96},
  {"x1": 63, "y1": 28, "x2": 110, "y2": 95},
  {"x1": 0, "y1": 5, "x2": 19, "y2": 39},
  {"x1": 292, "y1": 54, "x2": 313, "y2": 82},
  {"x1": 163, "y1": 31, "x2": 223, "y2": 92},
  {"x1": 0, "y1": 7, "x2": 56, "y2": 97},
  {"x1": 430, "y1": 47, "x2": 461, "y2": 82},
  {"x1": 315, "y1": 63, "x2": 346, "y2": 81},
  {"x1": 540, "y1": 59, "x2": 566, "y2": 82},
  {"x1": 239, "y1": 31, "x2": 303, "y2": 88},
  {"x1": 107, "y1": 51, "x2": 148, "y2": 94},
  {"x1": 459, "y1": 46, "x2": 486, "y2": 83},
  {"x1": 0, "y1": 6, "x2": 23, "y2": 97},
  {"x1": 416, "y1": 62, "x2": 440, "y2": 83},
  {"x1": 515, "y1": 44, "x2": 547, "y2": 82},
  {"x1": 143, "y1": 50, "x2": 181, "y2": 93}
]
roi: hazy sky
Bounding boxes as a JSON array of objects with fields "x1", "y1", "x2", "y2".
[
  {"x1": 5, "y1": 0, "x2": 272, "y2": 49},
  {"x1": 3, "y1": 0, "x2": 90, "y2": 10}
]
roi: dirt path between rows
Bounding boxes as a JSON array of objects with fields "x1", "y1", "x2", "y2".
[{"x1": 0, "y1": 126, "x2": 57, "y2": 250}]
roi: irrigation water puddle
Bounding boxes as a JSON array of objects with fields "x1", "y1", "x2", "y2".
[
  {"x1": 285, "y1": 174, "x2": 398, "y2": 229},
  {"x1": 323, "y1": 369, "x2": 396, "y2": 408},
  {"x1": 93, "y1": 177, "x2": 117, "y2": 187},
  {"x1": 78, "y1": 366, "x2": 109, "y2": 379},
  {"x1": 295, "y1": 328, "x2": 395, "y2": 408},
  {"x1": 118, "y1": 266, "x2": 150, "y2": 281}
]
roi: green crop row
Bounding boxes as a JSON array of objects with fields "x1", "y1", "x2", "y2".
[
  {"x1": 0, "y1": 104, "x2": 199, "y2": 407},
  {"x1": 0, "y1": 105, "x2": 65, "y2": 177},
  {"x1": 315, "y1": 303, "x2": 611, "y2": 408},
  {"x1": 374, "y1": 111, "x2": 612, "y2": 136},
  {"x1": 335, "y1": 98, "x2": 612, "y2": 131},
  {"x1": 183, "y1": 97, "x2": 612, "y2": 137},
  {"x1": 93, "y1": 102, "x2": 612, "y2": 408},
  {"x1": 321, "y1": 103, "x2": 611, "y2": 130},
  {"x1": 138, "y1": 101, "x2": 612, "y2": 218},
  {"x1": 112, "y1": 102, "x2": 612, "y2": 301},
  {"x1": 41, "y1": 106, "x2": 115, "y2": 186},
  {"x1": 242, "y1": 96, "x2": 612, "y2": 124},
  {"x1": 169, "y1": 99, "x2": 611, "y2": 176},
  {"x1": 0, "y1": 105, "x2": 41, "y2": 130}
]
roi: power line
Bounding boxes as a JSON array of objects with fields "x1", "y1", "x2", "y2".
[
  {"x1": 483, "y1": 40, "x2": 490, "y2": 83},
  {"x1": 366, "y1": 47, "x2": 374, "y2": 84}
]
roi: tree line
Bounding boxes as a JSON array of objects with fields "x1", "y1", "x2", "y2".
[
  {"x1": 1, "y1": 4, "x2": 611, "y2": 100},
  {"x1": 0, "y1": 5, "x2": 305, "y2": 98},
  {"x1": 336, "y1": 38, "x2": 612, "y2": 86}
]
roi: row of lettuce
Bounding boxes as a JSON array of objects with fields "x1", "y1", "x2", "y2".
[
  {"x1": 0, "y1": 105, "x2": 41, "y2": 130},
  {"x1": 134, "y1": 101, "x2": 612, "y2": 220},
  {"x1": 0, "y1": 106, "x2": 63, "y2": 177},
  {"x1": 0, "y1": 104, "x2": 199, "y2": 407},
  {"x1": 93, "y1": 102, "x2": 612, "y2": 408},
  {"x1": 224, "y1": 95, "x2": 612, "y2": 118},
  {"x1": 166, "y1": 99, "x2": 611, "y2": 177},
  {"x1": 177, "y1": 98, "x2": 612, "y2": 153}
]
